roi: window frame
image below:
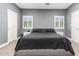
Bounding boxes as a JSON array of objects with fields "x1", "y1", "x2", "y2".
[
  {"x1": 23, "y1": 16, "x2": 33, "y2": 29},
  {"x1": 54, "y1": 16, "x2": 64, "y2": 29}
]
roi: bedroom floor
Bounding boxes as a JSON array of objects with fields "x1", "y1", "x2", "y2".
[{"x1": 0, "y1": 40, "x2": 79, "y2": 56}]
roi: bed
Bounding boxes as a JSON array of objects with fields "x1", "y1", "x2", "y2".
[{"x1": 14, "y1": 29, "x2": 74, "y2": 56}]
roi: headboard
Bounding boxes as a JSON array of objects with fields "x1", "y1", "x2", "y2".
[{"x1": 32, "y1": 29, "x2": 56, "y2": 33}]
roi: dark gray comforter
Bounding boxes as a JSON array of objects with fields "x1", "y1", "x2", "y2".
[{"x1": 15, "y1": 32, "x2": 74, "y2": 56}]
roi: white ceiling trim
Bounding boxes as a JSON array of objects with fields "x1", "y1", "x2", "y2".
[{"x1": 15, "y1": 3, "x2": 72, "y2": 9}]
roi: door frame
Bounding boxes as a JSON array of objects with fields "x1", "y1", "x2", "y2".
[{"x1": 7, "y1": 8, "x2": 17, "y2": 43}]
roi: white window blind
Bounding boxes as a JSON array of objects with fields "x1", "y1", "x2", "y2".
[
  {"x1": 23, "y1": 16, "x2": 33, "y2": 29},
  {"x1": 54, "y1": 16, "x2": 64, "y2": 29}
]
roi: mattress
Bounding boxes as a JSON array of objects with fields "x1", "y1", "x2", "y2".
[{"x1": 15, "y1": 32, "x2": 74, "y2": 56}]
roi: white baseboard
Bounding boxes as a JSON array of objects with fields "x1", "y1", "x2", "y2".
[
  {"x1": 65, "y1": 36, "x2": 79, "y2": 44},
  {"x1": 72, "y1": 39, "x2": 79, "y2": 44},
  {"x1": 0, "y1": 41, "x2": 9, "y2": 48},
  {"x1": 0, "y1": 37, "x2": 19, "y2": 48}
]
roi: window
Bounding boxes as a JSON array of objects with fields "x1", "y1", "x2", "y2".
[
  {"x1": 23, "y1": 16, "x2": 33, "y2": 29},
  {"x1": 54, "y1": 16, "x2": 64, "y2": 29}
]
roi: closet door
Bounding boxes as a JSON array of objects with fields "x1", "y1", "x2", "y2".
[
  {"x1": 8, "y1": 9, "x2": 17, "y2": 42},
  {"x1": 71, "y1": 10, "x2": 79, "y2": 43}
]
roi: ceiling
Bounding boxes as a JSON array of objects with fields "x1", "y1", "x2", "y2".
[{"x1": 15, "y1": 3, "x2": 72, "y2": 9}]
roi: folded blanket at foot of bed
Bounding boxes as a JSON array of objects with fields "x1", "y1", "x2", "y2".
[{"x1": 14, "y1": 49, "x2": 74, "y2": 56}]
